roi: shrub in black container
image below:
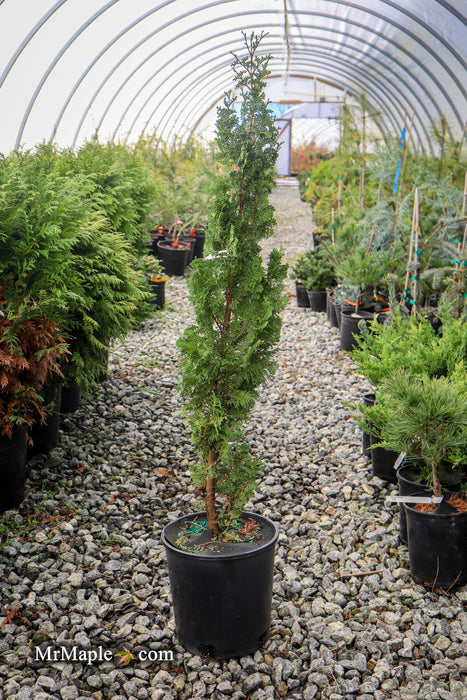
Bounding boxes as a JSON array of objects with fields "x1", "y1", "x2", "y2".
[{"x1": 162, "y1": 32, "x2": 288, "y2": 658}]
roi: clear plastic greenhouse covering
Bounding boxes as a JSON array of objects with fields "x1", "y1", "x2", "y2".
[{"x1": 0, "y1": 0, "x2": 466, "y2": 157}]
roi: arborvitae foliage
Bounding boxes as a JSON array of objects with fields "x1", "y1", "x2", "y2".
[
  {"x1": 0, "y1": 144, "x2": 89, "y2": 319},
  {"x1": 177, "y1": 32, "x2": 288, "y2": 537},
  {"x1": 60, "y1": 140, "x2": 156, "y2": 254}
]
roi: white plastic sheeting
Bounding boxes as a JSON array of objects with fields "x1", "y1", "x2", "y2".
[{"x1": 0, "y1": 0, "x2": 465, "y2": 155}]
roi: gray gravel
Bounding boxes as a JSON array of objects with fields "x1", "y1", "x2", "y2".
[{"x1": 1, "y1": 181, "x2": 466, "y2": 700}]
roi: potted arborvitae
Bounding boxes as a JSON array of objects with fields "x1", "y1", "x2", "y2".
[
  {"x1": 304, "y1": 248, "x2": 337, "y2": 312},
  {"x1": 161, "y1": 32, "x2": 288, "y2": 658},
  {"x1": 140, "y1": 254, "x2": 168, "y2": 309}
]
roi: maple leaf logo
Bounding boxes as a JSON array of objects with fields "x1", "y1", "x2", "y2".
[{"x1": 115, "y1": 647, "x2": 135, "y2": 666}]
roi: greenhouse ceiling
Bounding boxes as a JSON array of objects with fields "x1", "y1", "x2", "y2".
[{"x1": 0, "y1": 0, "x2": 466, "y2": 156}]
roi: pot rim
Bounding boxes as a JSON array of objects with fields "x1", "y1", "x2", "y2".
[{"x1": 162, "y1": 511, "x2": 279, "y2": 561}]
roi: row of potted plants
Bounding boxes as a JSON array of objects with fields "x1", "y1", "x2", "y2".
[{"x1": 292, "y1": 105, "x2": 466, "y2": 590}]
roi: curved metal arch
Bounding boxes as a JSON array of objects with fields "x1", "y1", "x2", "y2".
[
  {"x1": 120, "y1": 30, "x2": 422, "y2": 144},
  {"x1": 13, "y1": 0, "x2": 123, "y2": 149},
  {"x1": 334, "y1": 0, "x2": 466, "y2": 71},
  {"x1": 155, "y1": 57, "x2": 417, "y2": 156},
  {"x1": 0, "y1": 0, "x2": 67, "y2": 88},
  {"x1": 112, "y1": 23, "x2": 434, "y2": 154},
  {"x1": 126, "y1": 31, "x2": 430, "y2": 155},
  {"x1": 68, "y1": 3, "x2": 465, "y2": 148},
  {"x1": 289, "y1": 7, "x2": 465, "y2": 131},
  {"x1": 52, "y1": 0, "x2": 240, "y2": 144},
  {"x1": 154, "y1": 56, "x2": 396, "y2": 150},
  {"x1": 153, "y1": 50, "x2": 405, "y2": 153}
]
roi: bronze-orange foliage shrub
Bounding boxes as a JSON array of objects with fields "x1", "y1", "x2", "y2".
[{"x1": 0, "y1": 294, "x2": 68, "y2": 438}]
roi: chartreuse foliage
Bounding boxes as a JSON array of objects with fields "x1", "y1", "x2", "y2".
[
  {"x1": 177, "y1": 32, "x2": 288, "y2": 536},
  {"x1": 350, "y1": 308, "x2": 467, "y2": 388}
]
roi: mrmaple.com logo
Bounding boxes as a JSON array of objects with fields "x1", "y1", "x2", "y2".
[{"x1": 35, "y1": 645, "x2": 174, "y2": 666}]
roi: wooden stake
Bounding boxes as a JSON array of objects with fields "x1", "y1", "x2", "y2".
[
  {"x1": 411, "y1": 188, "x2": 420, "y2": 317},
  {"x1": 404, "y1": 189, "x2": 417, "y2": 306}
]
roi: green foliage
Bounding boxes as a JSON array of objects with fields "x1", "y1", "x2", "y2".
[
  {"x1": 363, "y1": 370, "x2": 467, "y2": 495},
  {"x1": 59, "y1": 140, "x2": 156, "y2": 253},
  {"x1": 350, "y1": 309, "x2": 467, "y2": 388},
  {"x1": 290, "y1": 248, "x2": 336, "y2": 290},
  {"x1": 177, "y1": 32, "x2": 288, "y2": 534},
  {"x1": 135, "y1": 135, "x2": 218, "y2": 229}
]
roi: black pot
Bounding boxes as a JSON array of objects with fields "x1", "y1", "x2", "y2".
[
  {"x1": 361, "y1": 392, "x2": 376, "y2": 459},
  {"x1": 61, "y1": 380, "x2": 82, "y2": 414},
  {"x1": 192, "y1": 232, "x2": 206, "y2": 259},
  {"x1": 151, "y1": 228, "x2": 169, "y2": 258},
  {"x1": 162, "y1": 512, "x2": 278, "y2": 658},
  {"x1": 326, "y1": 289, "x2": 338, "y2": 327},
  {"x1": 157, "y1": 241, "x2": 190, "y2": 276},
  {"x1": 340, "y1": 309, "x2": 374, "y2": 352},
  {"x1": 149, "y1": 279, "x2": 167, "y2": 309},
  {"x1": 0, "y1": 426, "x2": 28, "y2": 514},
  {"x1": 295, "y1": 283, "x2": 310, "y2": 308},
  {"x1": 370, "y1": 437, "x2": 399, "y2": 483},
  {"x1": 96, "y1": 346, "x2": 110, "y2": 383},
  {"x1": 180, "y1": 237, "x2": 196, "y2": 265},
  {"x1": 333, "y1": 301, "x2": 342, "y2": 328},
  {"x1": 397, "y1": 465, "x2": 465, "y2": 545},
  {"x1": 28, "y1": 381, "x2": 62, "y2": 457},
  {"x1": 405, "y1": 500, "x2": 467, "y2": 588},
  {"x1": 307, "y1": 290, "x2": 327, "y2": 312}
]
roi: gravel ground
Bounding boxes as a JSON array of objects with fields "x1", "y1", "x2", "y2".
[{"x1": 1, "y1": 181, "x2": 466, "y2": 700}]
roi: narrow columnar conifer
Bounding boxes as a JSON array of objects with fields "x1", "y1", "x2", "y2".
[{"x1": 177, "y1": 32, "x2": 288, "y2": 537}]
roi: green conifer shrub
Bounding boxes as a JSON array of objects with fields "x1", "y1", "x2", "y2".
[{"x1": 177, "y1": 32, "x2": 288, "y2": 537}]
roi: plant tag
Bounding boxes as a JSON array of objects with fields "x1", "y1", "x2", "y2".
[
  {"x1": 204, "y1": 249, "x2": 232, "y2": 260},
  {"x1": 394, "y1": 452, "x2": 406, "y2": 470},
  {"x1": 385, "y1": 495, "x2": 443, "y2": 505}
]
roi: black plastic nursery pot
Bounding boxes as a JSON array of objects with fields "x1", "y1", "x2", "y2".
[
  {"x1": 149, "y1": 278, "x2": 167, "y2": 309},
  {"x1": 333, "y1": 301, "x2": 342, "y2": 329},
  {"x1": 162, "y1": 511, "x2": 279, "y2": 658},
  {"x1": 60, "y1": 380, "x2": 81, "y2": 414},
  {"x1": 370, "y1": 437, "x2": 399, "y2": 484},
  {"x1": 405, "y1": 500, "x2": 467, "y2": 588},
  {"x1": 0, "y1": 426, "x2": 28, "y2": 514},
  {"x1": 307, "y1": 289, "x2": 327, "y2": 312},
  {"x1": 192, "y1": 231, "x2": 205, "y2": 259},
  {"x1": 339, "y1": 308, "x2": 374, "y2": 352},
  {"x1": 361, "y1": 392, "x2": 376, "y2": 459},
  {"x1": 157, "y1": 241, "x2": 190, "y2": 276},
  {"x1": 295, "y1": 282, "x2": 310, "y2": 308},
  {"x1": 326, "y1": 288, "x2": 338, "y2": 327},
  {"x1": 28, "y1": 381, "x2": 62, "y2": 457},
  {"x1": 397, "y1": 465, "x2": 465, "y2": 545}
]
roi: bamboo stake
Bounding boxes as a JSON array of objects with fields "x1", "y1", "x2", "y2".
[
  {"x1": 462, "y1": 171, "x2": 467, "y2": 219},
  {"x1": 404, "y1": 189, "x2": 417, "y2": 308},
  {"x1": 338, "y1": 175, "x2": 342, "y2": 214},
  {"x1": 398, "y1": 112, "x2": 414, "y2": 201},
  {"x1": 331, "y1": 207, "x2": 335, "y2": 245},
  {"x1": 366, "y1": 180, "x2": 382, "y2": 254},
  {"x1": 411, "y1": 188, "x2": 420, "y2": 317}
]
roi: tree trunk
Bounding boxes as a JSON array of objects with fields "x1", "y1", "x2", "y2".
[
  {"x1": 206, "y1": 449, "x2": 219, "y2": 537},
  {"x1": 432, "y1": 461, "x2": 442, "y2": 499}
]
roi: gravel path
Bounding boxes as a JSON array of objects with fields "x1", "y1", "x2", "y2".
[{"x1": 1, "y1": 182, "x2": 466, "y2": 700}]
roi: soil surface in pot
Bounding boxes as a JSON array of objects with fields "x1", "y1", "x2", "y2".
[
  {"x1": 415, "y1": 492, "x2": 467, "y2": 513},
  {"x1": 166, "y1": 514, "x2": 275, "y2": 555}
]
